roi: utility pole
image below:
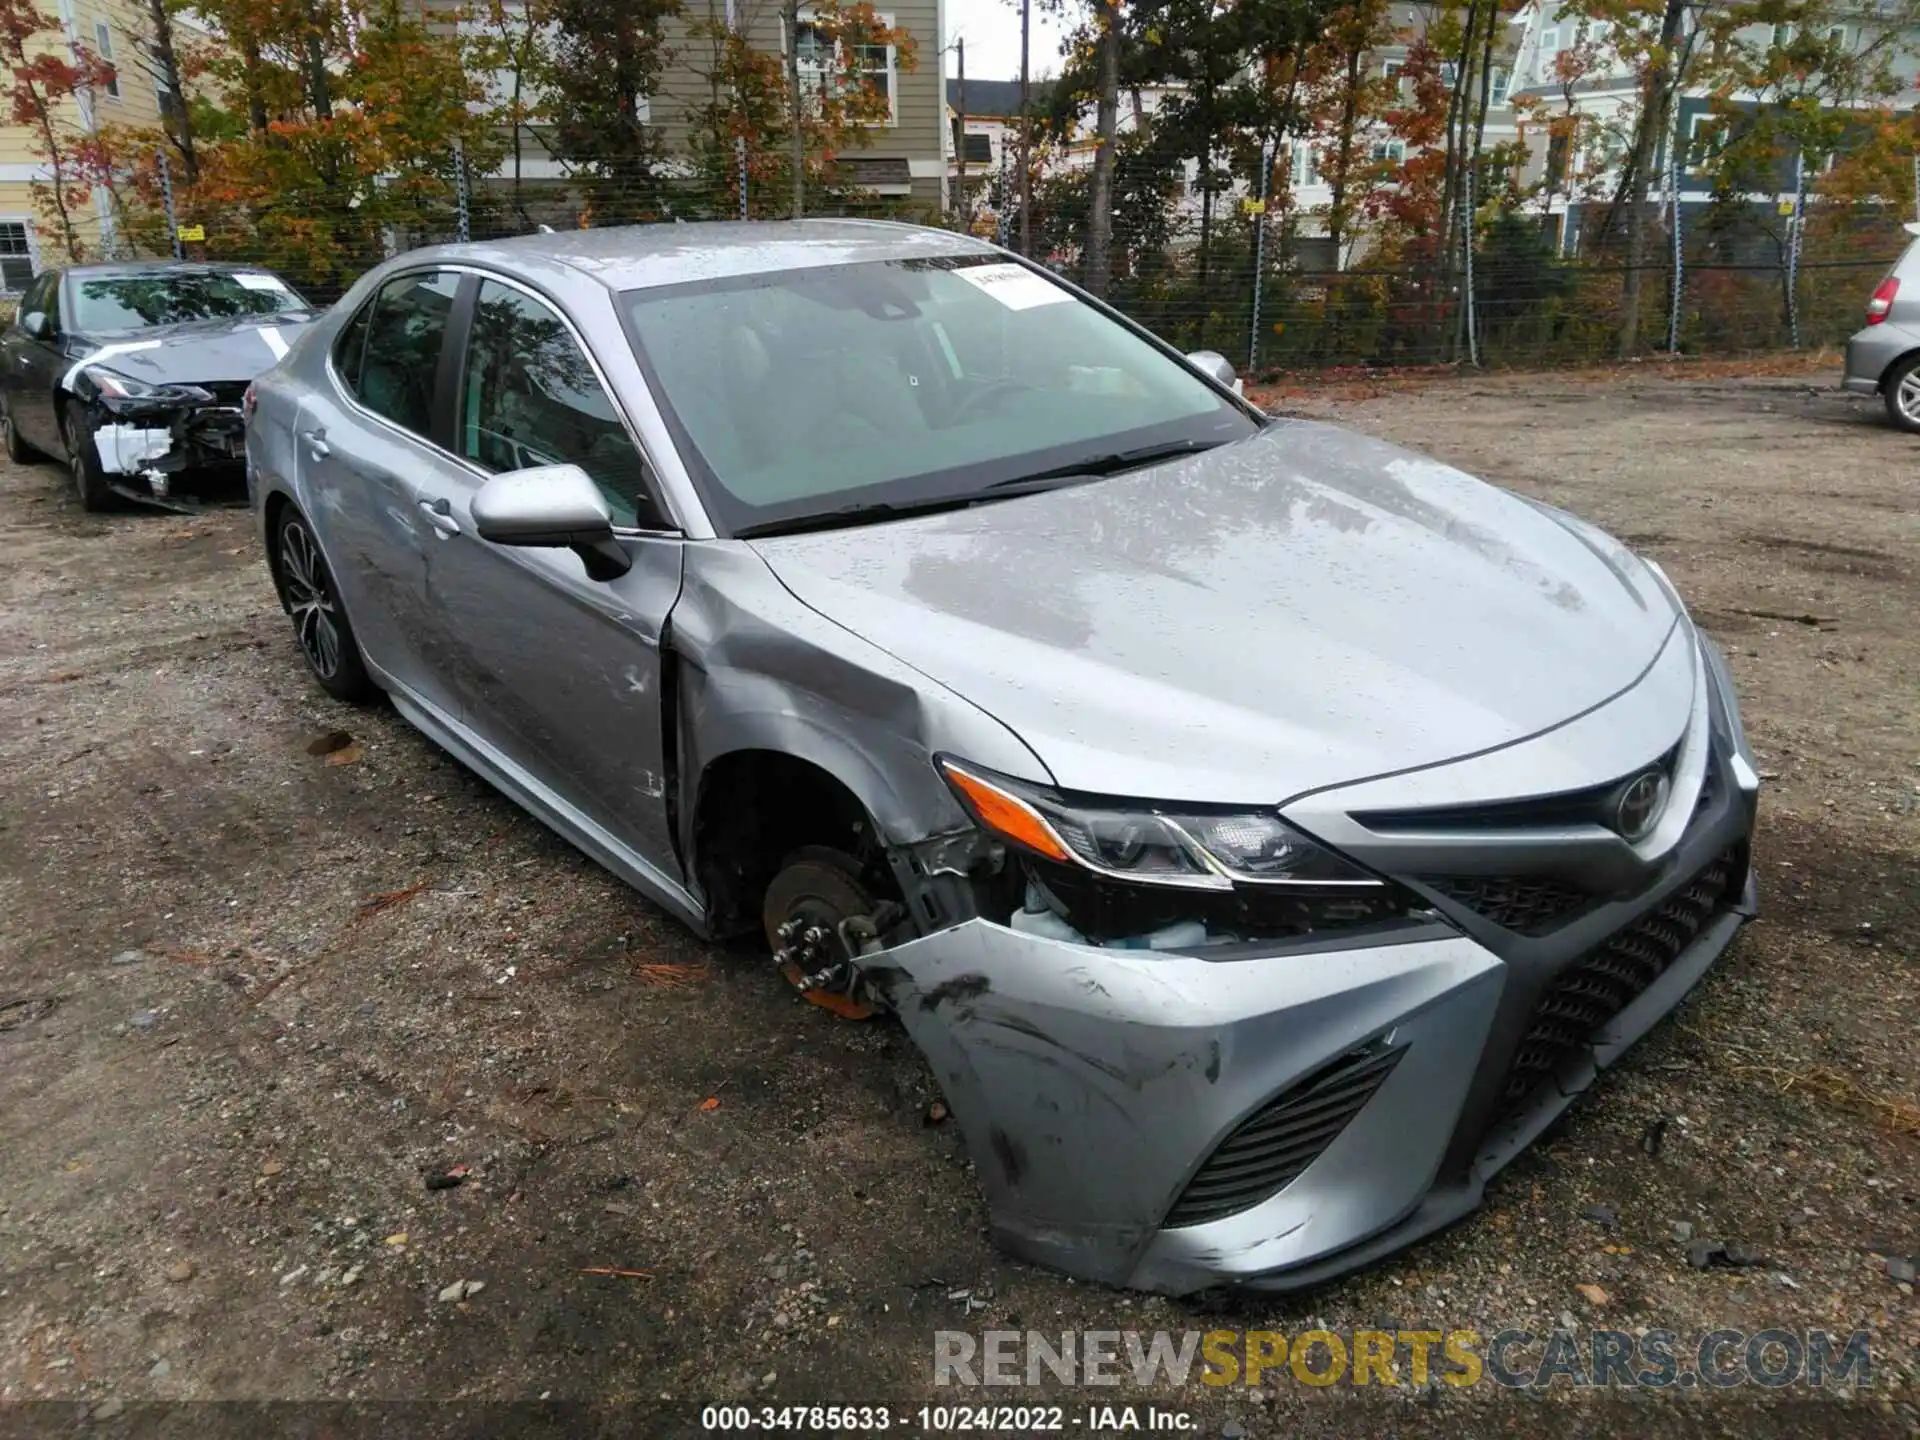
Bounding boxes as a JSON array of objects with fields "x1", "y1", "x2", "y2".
[
  {"x1": 786, "y1": 0, "x2": 805, "y2": 219},
  {"x1": 955, "y1": 37, "x2": 966, "y2": 223},
  {"x1": 1018, "y1": 0, "x2": 1032, "y2": 255}
]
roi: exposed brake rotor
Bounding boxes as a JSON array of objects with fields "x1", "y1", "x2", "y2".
[{"x1": 772, "y1": 914, "x2": 880, "y2": 1020}]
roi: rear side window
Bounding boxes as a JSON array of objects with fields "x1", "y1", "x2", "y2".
[
  {"x1": 331, "y1": 299, "x2": 372, "y2": 392},
  {"x1": 354, "y1": 270, "x2": 460, "y2": 437}
]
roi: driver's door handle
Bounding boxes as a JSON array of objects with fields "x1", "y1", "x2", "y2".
[
  {"x1": 418, "y1": 495, "x2": 460, "y2": 537},
  {"x1": 298, "y1": 427, "x2": 329, "y2": 459}
]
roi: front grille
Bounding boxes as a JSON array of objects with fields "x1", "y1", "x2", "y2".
[
  {"x1": 1165, "y1": 1044, "x2": 1403, "y2": 1228},
  {"x1": 1501, "y1": 850, "x2": 1738, "y2": 1105},
  {"x1": 1426, "y1": 875, "x2": 1592, "y2": 935}
]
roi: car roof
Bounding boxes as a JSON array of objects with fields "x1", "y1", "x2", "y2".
[{"x1": 399, "y1": 219, "x2": 1003, "y2": 293}]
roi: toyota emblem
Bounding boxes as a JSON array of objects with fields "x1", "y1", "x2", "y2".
[{"x1": 1614, "y1": 770, "x2": 1670, "y2": 842}]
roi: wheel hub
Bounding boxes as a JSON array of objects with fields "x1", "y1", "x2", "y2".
[{"x1": 771, "y1": 908, "x2": 880, "y2": 1020}]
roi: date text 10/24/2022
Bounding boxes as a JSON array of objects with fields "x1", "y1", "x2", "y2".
[{"x1": 699, "y1": 1405, "x2": 1196, "y2": 1431}]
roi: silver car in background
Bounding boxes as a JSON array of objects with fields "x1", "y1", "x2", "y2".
[
  {"x1": 1842, "y1": 220, "x2": 1920, "y2": 432},
  {"x1": 244, "y1": 221, "x2": 1760, "y2": 1296}
]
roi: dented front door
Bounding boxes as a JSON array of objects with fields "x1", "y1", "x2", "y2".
[{"x1": 422, "y1": 512, "x2": 687, "y2": 880}]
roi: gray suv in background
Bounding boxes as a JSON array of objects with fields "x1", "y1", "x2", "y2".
[
  {"x1": 244, "y1": 221, "x2": 1760, "y2": 1295},
  {"x1": 1843, "y1": 221, "x2": 1920, "y2": 432}
]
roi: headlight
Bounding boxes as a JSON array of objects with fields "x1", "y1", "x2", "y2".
[
  {"x1": 937, "y1": 757, "x2": 1385, "y2": 891},
  {"x1": 85, "y1": 367, "x2": 213, "y2": 405}
]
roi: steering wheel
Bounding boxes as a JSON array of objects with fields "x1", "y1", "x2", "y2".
[{"x1": 950, "y1": 378, "x2": 1028, "y2": 424}]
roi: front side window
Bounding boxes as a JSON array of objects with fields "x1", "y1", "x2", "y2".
[
  {"x1": 68, "y1": 269, "x2": 308, "y2": 332},
  {"x1": 622, "y1": 255, "x2": 1258, "y2": 537},
  {"x1": 16, "y1": 270, "x2": 51, "y2": 320},
  {"x1": 356, "y1": 270, "x2": 460, "y2": 437},
  {"x1": 460, "y1": 278, "x2": 656, "y2": 527}
]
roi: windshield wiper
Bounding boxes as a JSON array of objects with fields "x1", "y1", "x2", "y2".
[
  {"x1": 733, "y1": 474, "x2": 1097, "y2": 539},
  {"x1": 732, "y1": 441, "x2": 1226, "y2": 540},
  {"x1": 990, "y1": 437, "x2": 1227, "y2": 489}
]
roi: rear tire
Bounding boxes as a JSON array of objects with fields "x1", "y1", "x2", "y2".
[
  {"x1": 275, "y1": 508, "x2": 376, "y2": 703},
  {"x1": 1885, "y1": 355, "x2": 1920, "y2": 434},
  {"x1": 61, "y1": 408, "x2": 114, "y2": 512},
  {"x1": 2, "y1": 394, "x2": 40, "y2": 463}
]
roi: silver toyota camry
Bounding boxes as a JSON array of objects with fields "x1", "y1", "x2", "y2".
[{"x1": 244, "y1": 220, "x2": 1760, "y2": 1296}]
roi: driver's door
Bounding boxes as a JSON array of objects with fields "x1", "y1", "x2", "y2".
[{"x1": 415, "y1": 274, "x2": 685, "y2": 878}]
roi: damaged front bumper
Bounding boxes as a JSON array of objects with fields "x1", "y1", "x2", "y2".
[
  {"x1": 80, "y1": 385, "x2": 250, "y2": 510},
  {"x1": 868, "y1": 642, "x2": 1761, "y2": 1297},
  {"x1": 874, "y1": 842, "x2": 1753, "y2": 1297}
]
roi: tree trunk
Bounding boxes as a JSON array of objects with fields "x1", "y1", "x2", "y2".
[
  {"x1": 242, "y1": 39, "x2": 270, "y2": 135},
  {"x1": 146, "y1": 0, "x2": 197, "y2": 183},
  {"x1": 1083, "y1": 0, "x2": 1120, "y2": 297},
  {"x1": 1616, "y1": 0, "x2": 1689, "y2": 358},
  {"x1": 302, "y1": 1, "x2": 332, "y2": 120}
]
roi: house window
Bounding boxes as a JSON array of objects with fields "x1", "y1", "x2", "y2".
[
  {"x1": 1770, "y1": 23, "x2": 1792, "y2": 48},
  {"x1": 1688, "y1": 112, "x2": 1727, "y2": 169},
  {"x1": 1539, "y1": 26, "x2": 1559, "y2": 54},
  {"x1": 1825, "y1": 25, "x2": 1847, "y2": 47},
  {"x1": 794, "y1": 11, "x2": 897, "y2": 125},
  {"x1": 1369, "y1": 139, "x2": 1406, "y2": 163},
  {"x1": 93, "y1": 20, "x2": 118, "y2": 99},
  {"x1": 1382, "y1": 58, "x2": 1403, "y2": 87},
  {"x1": 1289, "y1": 144, "x2": 1319, "y2": 187},
  {"x1": 1490, "y1": 66, "x2": 1510, "y2": 106},
  {"x1": 0, "y1": 221, "x2": 34, "y2": 293}
]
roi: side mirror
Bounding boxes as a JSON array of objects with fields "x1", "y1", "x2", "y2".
[
  {"x1": 21, "y1": 311, "x2": 50, "y2": 341},
  {"x1": 1185, "y1": 349, "x2": 1244, "y2": 395},
  {"x1": 470, "y1": 463, "x2": 632, "y2": 581}
]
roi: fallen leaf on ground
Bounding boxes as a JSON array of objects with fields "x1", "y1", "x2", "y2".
[
  {"x1": 384, "y1": 1232, "x2": 409, "y2": 1247},
  {"x1": 259, "y1": 1158, "x2": 285, "y2": 1176},
  {"x1": 579, "y1": 1266, "x2": 653, "y2": 1280},
  {"x1": 697, "y1": 1096, "x2": 721, "y2": 1112},
  {"x1": 306, "y1": 730, "x2": 354, "y2": 756},
  {"x1": 925, "y1": 1100, "x2": 950, "y2": 1126},
  {"x1": 323, "y1": 744, "x2": 364, "y2": 767},
  {"x1": 357, "y1": 882, "x2": 425, "y2": 919},
  {"x1": 1576, "y1": 1283, "x2": 1610, "y2": 1307},
  {"x1": 636, "y1": 961, "x2": 706, "y2": 988}
]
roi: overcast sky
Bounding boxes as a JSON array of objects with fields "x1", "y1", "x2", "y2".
[{"x1": 944, "y1": 0, "x2": 1070, "y2": 80}]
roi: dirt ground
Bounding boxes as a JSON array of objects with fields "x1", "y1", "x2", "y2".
[{"x1": 1, "y1": 364, "x2": 1915, "y2": 1438}]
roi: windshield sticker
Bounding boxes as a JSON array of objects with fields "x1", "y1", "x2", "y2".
[
  {"x1": 234, "y1": 273, "x2": 288, "y2": 292},
  {"x1": 955, "y1": 263, "x2": 1071, "y2": 311}
]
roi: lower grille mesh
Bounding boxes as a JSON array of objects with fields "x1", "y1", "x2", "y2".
[
  {"x1": 1165, "y1": 1044, "x2": 1403, "y2": 1228},
  {"x1": 1427, "y1": 875, "x2": 1592, "y2": 934},
  {"x1": 1502, "y1": 851, "x2": 1739, "y2": 1105}
]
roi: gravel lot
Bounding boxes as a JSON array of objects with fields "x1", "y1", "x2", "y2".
[{"x1": 1, "y1": 364, "x2": 1915, "y2": 1437}]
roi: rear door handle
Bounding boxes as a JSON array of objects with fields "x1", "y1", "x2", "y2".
[
  {"x1": 418, "y1": 496, "x2": 460, "y2": 537},
  {"x1": 298, "y1": 427, "x2": 329, "y2": 459}
]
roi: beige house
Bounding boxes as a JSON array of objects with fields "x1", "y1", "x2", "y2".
[
  {"x1": 473, "y1": 0, "x2": 950, "y2": 213},
  {"x1": 0, "y1": 0, "x2": 168, "y2": 290}
]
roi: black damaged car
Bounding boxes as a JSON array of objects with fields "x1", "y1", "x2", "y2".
[{"x1": 0, "y1": 261, "x2": 315, "y2": 510}]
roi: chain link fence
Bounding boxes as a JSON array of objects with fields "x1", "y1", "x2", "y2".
[{"x1": 82, "y1": 144, "x2": 1914, "y2": 376}]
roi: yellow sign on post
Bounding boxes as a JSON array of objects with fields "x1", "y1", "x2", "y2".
[
  {"x1": 176, "y1": 224, "x2": 205, "y2": 242},
  {"x1": 1776, "y1": 199, "x2": 1795, "y2": 217},
  {"x1": 1242, "y1": 198, "x2": 1266, "y2": 216}
]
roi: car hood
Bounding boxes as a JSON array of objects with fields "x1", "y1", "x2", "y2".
[
  {"x1": 748, "y1": 420, "x2": 1679, "y2": 805},
  {"x1": 68, "y1": 313, "x2": 313, "y2": 389}
]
